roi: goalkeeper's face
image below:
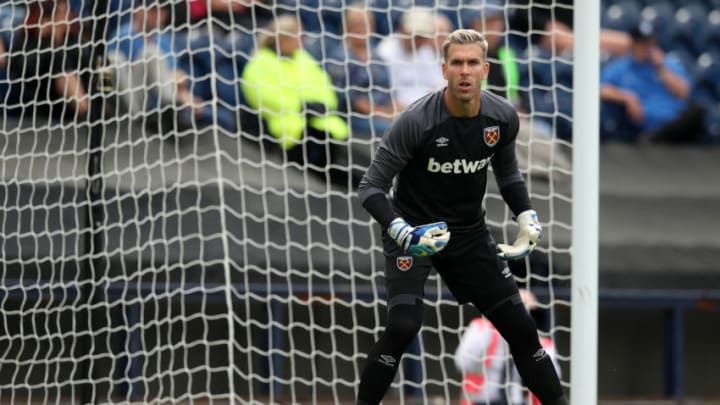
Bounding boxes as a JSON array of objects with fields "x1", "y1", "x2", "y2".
[{"x1": 442, "y1": 44, "x2": 489, "y2": 104}]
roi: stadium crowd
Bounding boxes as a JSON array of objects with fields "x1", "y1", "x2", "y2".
[{"x1": 0, "y1": 0, "x2": 717, "y2": 152}]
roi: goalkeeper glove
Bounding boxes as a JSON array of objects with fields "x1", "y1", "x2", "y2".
[
  {"x1": 496, "y1": 210, "x2": 542, "y2": 260},
  {"x1": 387, "y1": 218, "x2": 450, "y2": 256}
]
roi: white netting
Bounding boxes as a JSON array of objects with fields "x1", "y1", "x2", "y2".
[{"x1": 0, "y1": 0, "x2": 574, "y2": 404}]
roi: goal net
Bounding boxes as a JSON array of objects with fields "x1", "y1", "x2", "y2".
[{"x1": 0, "y1": 0, "x2": 575, "y2": 404}]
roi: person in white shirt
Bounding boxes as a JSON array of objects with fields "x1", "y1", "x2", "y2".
[
  {"x1": 455, "y1": 289, "x2": 561, "y2": 405},
  {"x1": 376, "y1": 7, "x2": 448, "y2": 108}
]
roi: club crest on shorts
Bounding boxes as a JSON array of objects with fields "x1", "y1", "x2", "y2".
[
  {"x1": 483, "y1": 126, "x2": 500, "y2": 147},
  {"x1": 396, "y1": 256, "x2": 413, "y2": 271}
]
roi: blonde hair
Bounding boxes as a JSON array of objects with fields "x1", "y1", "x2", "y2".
[
  {"x1": 258, "y1": 14, "x2": 301, "y2": 51},
  {"x1": 441, "y1": 29, "x2": 488, "y2": 61}
]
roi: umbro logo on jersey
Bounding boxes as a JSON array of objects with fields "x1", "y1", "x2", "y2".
[
  {"x1": 484, "y1": 126, "x2": 500, "y2": 147},
  {"x1": 426, "y1": 156, "x2": 492, "y2": 174},
  {"x1": 435, "y1": 136, "x2": 449, "y2": 147},
  {"x1": 533, "y1": 348, "x2": 548, "y2": 362},
  {"x1": 379, "y1": 354, "x2": 397, "y2": 368},
  {"x1": 501, "y1": 267, "x2": 512, "y2": 278}
]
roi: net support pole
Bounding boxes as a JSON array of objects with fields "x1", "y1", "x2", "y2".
[{"x1": 571, "y1": 1, "x2": 599, "y2": 405}]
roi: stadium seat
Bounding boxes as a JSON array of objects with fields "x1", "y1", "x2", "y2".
[
  {"x1": 217, "y1": 29, "x2": 254, "y2": 74},
  {"x1": 640, "y1": 0, "x2": 674, "y2": 25},
  {"x1": 669, "y1": 5, "x2": 708, "y2": 56},
  {"x1": 700, "y1": 10, "x2": 720, "y2": 55},
  {"x1": 279, "y1": 0, "x2": 340, "y2": 34},
  {"x1": 554, "y1": 59, "x2": 573, "y2": 88},
  {"x1": 691, "y1": 52, "x2": 720, "y2": 136},
  {"x1": 104, "y1": 0, "x2": 134, "y2": 37},
  {"x1": 640, "y1": 1, "x2": 674, "y2": 47},
  {"x1": 319, "y1": 0, "x2": 344, "y2": 34},
  {"x1": 667, "y1": 48, "x2": 696, "y2": 78},
  {"x1": 300, "y1": 34, "x2": 342, "y2": 62},
  {"x1": 702, "y1": 107, "x2": 720, "y2": 144},
  {"x1": 602, "y1": 2, "x2": 641, "y2": 31},
  {"x1": 694, "y1": 51, "x2": 720, "y2": 83},
  {"x1": 376, "y1": 0, "x2": 414, "y2": 34},
  {"x1": 214, "y1": 33, "x2": 253, "y2": 128},
  {"x1": 0, "y1": 6, "x2": 21, "y2": 110},
  {"x1": 302, "y1": 33, "x2": 325, "y2": 60},
  {"x1": 368, "y1": 0, "x2": 391, "y2": 35}
]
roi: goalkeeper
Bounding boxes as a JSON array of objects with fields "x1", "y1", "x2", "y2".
[{"x1": 356, "y1": 29, "x2": 567, "y2": 405}]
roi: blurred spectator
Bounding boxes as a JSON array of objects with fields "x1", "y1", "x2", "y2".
[
  {"x1": 241, "y1": 15, "x2": 357, "y2": 188},
  {"x1": 520, "y1": 20, "x2": 634, "y2": 141},
  {"x1": 377, "y1": 7, "x2": 445, "y2": 108},
  {"x1": 467, "y1": 7, "x2": 521, "y2": 105},
  {"x1": 455, "y1": 289, "x2": 561, "y2": 405},
  {"x1": 7, "y1": 0, "x2": 90, "y2": 120},
  {"x1": 326, "y1": 2, "x2": 396, "y2": 138},
  {"x1": 600, "y1": 21, "x2": 705, "y2": 143},
  {"x1": 432, "y1": 12, "x2": 454, "y2": 62},
  {"x1": 538, "y1": 20, "x2": 632, "y2": 60},
  {"x1": 466, "y1": 9, "x2": 570, "y2": 179},
  {"x1": 107, "y1": 0, "x2": 204, "y2": 136},
  {"x1": 509, "y1": 0, "x2": 573, "y2": 47}
]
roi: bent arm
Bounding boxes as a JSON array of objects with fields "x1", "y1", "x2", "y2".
[
  {"x1": 358, "y1": 112, "x2": 421, "y2": 228},
  {"x1": 491, "y1": 114, "x2": 532, "y2": 216},
  {"x1": 656, "y1": 65, "x2": 690, "y2": 100}
]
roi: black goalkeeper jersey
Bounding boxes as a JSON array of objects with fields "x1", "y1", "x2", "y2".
[{"x1": 358, "y1": 88, "x2": 526, "y2": 232}]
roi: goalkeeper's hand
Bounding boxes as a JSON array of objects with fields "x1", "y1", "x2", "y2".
[
  {"x1": 387, "y1": 218, "x2": 450, "y2": 256},
  {"x1": 496, "y1": 210, "x2": 542, "y2": 260}
]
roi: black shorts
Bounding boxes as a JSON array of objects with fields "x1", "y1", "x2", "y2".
[{"x1": 382, "y1": 227, "x2": 519, "y2": 311}]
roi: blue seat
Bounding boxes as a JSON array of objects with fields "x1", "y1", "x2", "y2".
[
  {"x1": 368, "y1": 0, "x2": 391, "y2": 35},
  {"x1": 640, "y1": 1, "x2": 674, "y2": 47},
  {"x1": 555, "y1": 85, "x2": 573, "y2": 140},
  {"x1": 602, "y1": 2, "x2": 641, "y2": 31},
  {"x1": 669, "y1": 5, "x2": 708, "y2": 55},
  {"x1": 105, "y1": 0, "x2": 134, "y2": 37},
  {"x1": 693, "y1": 51, "x2": 720, "y2": 83},
  {"x1": 691, "y1": 87, "x2": 717, "y2": 109},
  {"x1": 290, "y1": 0, "x2": 341, "y2": 35},
  {"x1": 700, "y1": 11, "x2": 720, "y2": 54},
  {"x1": 0, "y1": 5, "x2": 23, "y2": 111},
  {"x1": 319, "y1": 0, "x2": 344, "y2": 35},
  {"x1": 295, "y1": 33, "x2": 338, "y2": 61},
  {"x1": 667, "y1": 48, "x2": 696, "y2": 77},
  {"x1": 278, "y1": 0, "x2": 326, "y2": 34},
  {"x1": 302, "y1": 33, "x2": 324, "y2": 60},
  {"x1": 691, "y1": 52, "x2": 720, "y2": 117},
  {"x1": 223, "y1": 30, "x2": 254, "y2": 68},
  {"x1": 702, "y1": 106, "x2": 720, "y2": 144},
  {"x1": 371, "y1": 0, "x2": 412, "y2": 34},
  {"x1": 554, "y1": 59, "x2": 573, "y2": 88},
  {"x1": 640, "y1": 0, "x2": 674, "y2": 25}
]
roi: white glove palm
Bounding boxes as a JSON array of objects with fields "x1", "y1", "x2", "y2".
[
  {"x1": 388, "y1": 218, "x2": 451, "y2": 256},
  {"x1": 496, "y1": 210, "x2": 542, "y2": 260}
]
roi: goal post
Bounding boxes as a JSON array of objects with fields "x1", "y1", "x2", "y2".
[
  {"x1": 0, "y1": 0, "x2": 598, "y2": 404},
  {"x1": 571, "y1": 1, "x2": 600, "y2": 404}
]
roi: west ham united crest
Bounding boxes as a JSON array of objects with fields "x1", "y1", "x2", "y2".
[
  {"x1": 483, "y1": 126, "x2": 500, "y2": 147},
  {"x1": 396, "y1": 256, "x2": 413, "y2": 271}
]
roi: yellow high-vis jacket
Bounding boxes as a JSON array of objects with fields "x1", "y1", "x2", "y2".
[{"x1": 241, "y1": 47, "x2": 349, "y2": 149}]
